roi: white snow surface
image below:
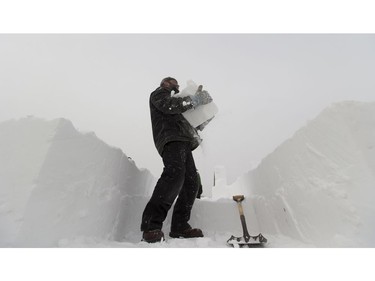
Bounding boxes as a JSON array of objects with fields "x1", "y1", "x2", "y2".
[
  {"x1": 1, "y1": 101, "x2": 375, "y2": 247},
  {"x1": 220, "y1": 101, "x2": 375, "y2": 247},
  {"x1": 0, "y1": 117, "x2": 156, "y2": 247}
]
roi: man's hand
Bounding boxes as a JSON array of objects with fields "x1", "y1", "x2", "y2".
[{"x1": 191, "y1": 85, "x2": 213, "y2": 107}]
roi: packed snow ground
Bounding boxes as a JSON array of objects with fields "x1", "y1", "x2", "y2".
[{"x1": 1, "y1": 101, "x2": 375, "y2": 247}]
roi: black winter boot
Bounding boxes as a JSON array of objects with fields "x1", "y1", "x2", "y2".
[
  {"x1": 169, "y1": 228, "x2": 204, "y2": 239},
  {"x1": 142, "y1": 230, "x2": 165, "y2": 243}
]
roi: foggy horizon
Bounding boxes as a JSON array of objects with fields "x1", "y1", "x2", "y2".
[{"x1": 1, "y1": 34, "x2": 375, "y2": 185}]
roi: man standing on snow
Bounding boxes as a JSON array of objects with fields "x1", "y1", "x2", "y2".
[{"x1": 141, "y1": 77, "x2": 212, "y2": 243}]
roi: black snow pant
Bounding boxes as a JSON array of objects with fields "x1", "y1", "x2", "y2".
[{"x1": 141, "y1": 141, "x2": 199, "y2": 232}]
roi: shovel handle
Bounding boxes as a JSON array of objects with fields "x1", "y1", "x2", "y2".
[
  {"x1": 234, "y1": 196, "x2": 251, "y2": 242},
  {"x1": 233, "y1": 195, "x2": 244, "y2": 202}
]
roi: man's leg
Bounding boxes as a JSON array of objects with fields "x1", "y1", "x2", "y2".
[
  {"x1": 141, "y1": 142, "x2": 189, "y2": 232},
  {"x1": 170, "y1": 149, "x2": 199, "y2": 233}
]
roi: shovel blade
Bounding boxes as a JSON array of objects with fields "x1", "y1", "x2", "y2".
[{"x1": 227, "y1": 233, "x2": 267, "y2": 248}]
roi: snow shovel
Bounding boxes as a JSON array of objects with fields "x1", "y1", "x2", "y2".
[{"x1": 227, "y1": 195, "x2": 267, "y2": 248}]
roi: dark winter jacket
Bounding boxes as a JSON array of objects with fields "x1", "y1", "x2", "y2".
[{"x1": 149, "y1": 86, "x2": 201, "y2": 156}]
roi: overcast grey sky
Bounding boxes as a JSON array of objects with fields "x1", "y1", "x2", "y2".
[{"x1": 1, "y1": 34, "x2": 375, "y2": 185}]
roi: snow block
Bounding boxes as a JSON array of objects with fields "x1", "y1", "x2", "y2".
[{"x1": 178, "y1": 80, "x2": 218, "y2": 128}]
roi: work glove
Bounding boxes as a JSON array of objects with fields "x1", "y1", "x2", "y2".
[{"x1": 190, "y1": 86, "x2": 213, "y2": 108}]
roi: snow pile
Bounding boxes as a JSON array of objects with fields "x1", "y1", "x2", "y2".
[
  {"x1": 227, "y1": 101, "x2": 375, "y2": 247},
  {"x1": 0, "y1": 117, "x2": 300, "y2": 248},
  {"x1": 0, "y1": 117, "x2": 155, "y2": 247}
]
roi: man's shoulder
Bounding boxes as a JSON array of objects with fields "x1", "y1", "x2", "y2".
[{"x1": 151, "y1": 87, "x2": 169, "y2": 98}]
